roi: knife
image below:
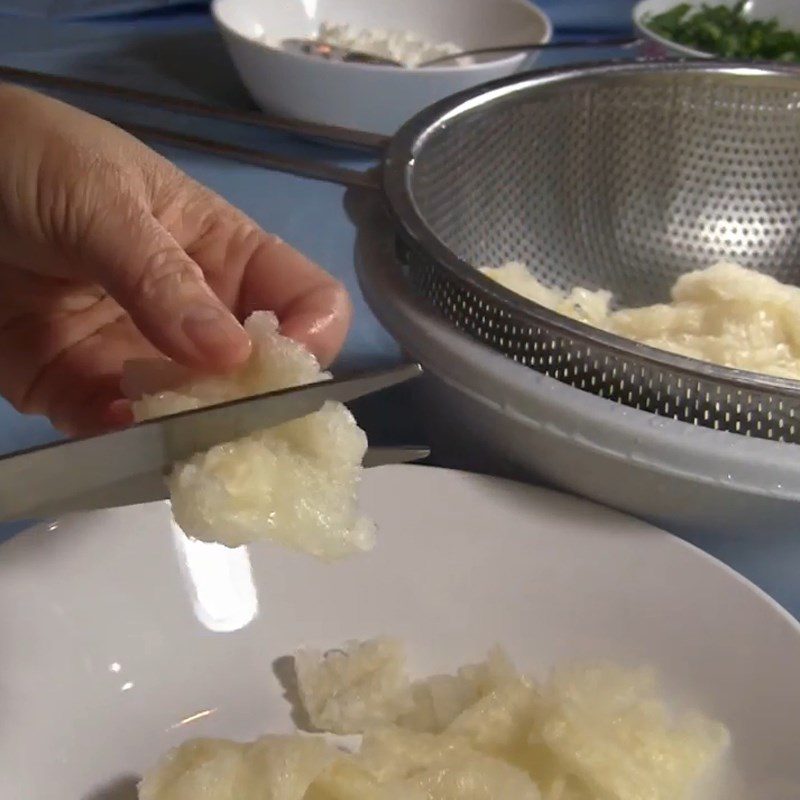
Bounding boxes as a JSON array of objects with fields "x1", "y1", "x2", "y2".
[{"x1": 0, "y1": 363, "x2": 426, "y2": 522}]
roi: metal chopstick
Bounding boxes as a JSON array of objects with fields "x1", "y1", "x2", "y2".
[
  {"x1": 0, "y1": 64, "x2": 387, "y2": 152},
  {"x1": 120, "y1": 121, "x2": 378, "y2": 188}
]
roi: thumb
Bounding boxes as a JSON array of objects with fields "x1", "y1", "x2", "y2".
[{"x1": 81, "y1": 204, "x2": 251, "y2": 369}]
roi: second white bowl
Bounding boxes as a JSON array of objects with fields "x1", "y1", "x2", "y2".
[
  {"x1": 212, "y1": 0, "x2": 552, "y2": 136},
  {"x1": 633, "y1": 0, "x2": 800, "y2": 59}
]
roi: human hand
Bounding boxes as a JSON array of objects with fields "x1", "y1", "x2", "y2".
[{"x1": 0, "y1": 85, "x2": 351, "y2": 436}]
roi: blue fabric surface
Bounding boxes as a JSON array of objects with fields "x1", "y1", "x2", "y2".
[
  {"x1": 0, "y1": 0, "x2": 636, "y2": 32},
  {"x1": 0, "y1": 4, "x2": 797, "y2": 623},
  {"x1": 0, "y1": 0, "x2": 201, "y2": 19}
]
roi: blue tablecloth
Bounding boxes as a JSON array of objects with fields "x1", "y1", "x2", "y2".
[
  {"x1": 0, "y1": 0, "x2": 635, "y2": 30},
  {"x1": 1, "y1": 3, "x2": 799, "y2": 620}
]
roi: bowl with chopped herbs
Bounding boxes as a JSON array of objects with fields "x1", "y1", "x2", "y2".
[{"x1": 634, "y1": 0, "x2": 800, "y2": 61}]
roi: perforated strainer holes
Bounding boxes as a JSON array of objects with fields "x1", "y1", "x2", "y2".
[
  {"x1": 411, "y1": 77, "x2": 800, "y2": 301},
  {"x1": 400, "y1": 67, "x2": 800, "y2": 442},
  {"x1": 411, "y1": 248, "x2": 800, "y2": 441}
]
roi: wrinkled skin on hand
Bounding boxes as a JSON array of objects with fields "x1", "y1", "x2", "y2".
[{"x1": 0, "y1": 85, "x2": 351, "y2": 435}]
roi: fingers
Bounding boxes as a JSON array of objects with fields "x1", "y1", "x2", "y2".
[
  {"x1": 1, "y1": 311, "x2": 155, "y2": 436},
  {"x1": 0, "y1": 90, "x2": 248, "y2": 372},
  {"x1": 235, "y1": 234, "x2": 352, "y2": 368},
  {"x1": 171, "y1": 186, "x2": 353, "y2": 368},
  {"x1": 78, "y1": 189, "x2": 251, "y2": 371},
  {"x1": 35, "y1": 319, "x2": 152, "y2": 436},
  {"x1": 0, "y1": 88, "x2": 352, "y2": 441},
  {"x1": 269, "y1": 274, "x2": 353, "y2": 368},
  {"x1": 50, "y1": 377, "x2": 133, "y2": 437},
  {"x1": 0, "y1": 266, "x2": 120, "y2": 412}
]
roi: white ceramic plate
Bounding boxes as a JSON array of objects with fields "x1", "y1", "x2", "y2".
[{"x1": 1, "y1": 466, "x2": 799, "y2": 799}]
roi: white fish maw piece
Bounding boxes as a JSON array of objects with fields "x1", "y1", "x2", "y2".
[
  {"x1": 138, "y1": 735, "x2": 336, "y2": 800},
  {"x1": 399, "y1": 674, "x2": 481, "y2": 733},
  {"x1": 446, "y1": 677, "x2": 542, "y2": 757},
  {"x1": 356, "y1": 726, "x2": 477, "y2": 783},
  {"x1": 127, "y1": 311, "x2": 374, "y2": 557},
  {"x1": 480, "y1": 263, "x2": 612, "y2": 328},
  {"x1": 131, "y1": 312, "x2": 324, "y2": 414},
  {"x1": 355, "y1": 730, "x2": 541, "y2": 799},
  {"x1": 399, "y1": 646, "x2": 521, "y2": 733},
  {"x1": 306, "y1": 758, "x2": 429, "y2": 800},
  {"x1": 455, "y1": 645, "x2": 521, "y2": 696},
  {"x1": 166, "y1": 401, "x2": 374, "y2": 556},
  {"x1": 139, "y1": 646, "x2": 731, "y2": 800},
  {"x1": 236, "y1": 736, "x2": 339, "y2": 800},
  {"x1": 295, "y1": 638, "x2": 414, "y2": 734},
  {"x1": 138, "y1": 739, "x2": 245, "y2": 800},
  {"x1": 538, "y1": 663, "x2": 730, "y2": 800},
  {"x1": 481, "y1": 260, "x2": 800, "y2": 380},
  {"x1": 401, "y1": 751, "x2": 542, "y2": 800}
]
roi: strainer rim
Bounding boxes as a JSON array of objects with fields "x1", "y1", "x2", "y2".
[{"x1": 382, "y1": 58, "x2": 800, "y2": 399}]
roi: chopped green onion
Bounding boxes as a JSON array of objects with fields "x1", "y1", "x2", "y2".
[{"x1": 645, "y1": 2, "x2": 800, "y2": 62}]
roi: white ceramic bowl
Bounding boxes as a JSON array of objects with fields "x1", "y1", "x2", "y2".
[
  {"x1": 211, "y1": 0, "x2": 551, "y2": 136},
  {"x1": 634, "y1": 0, "x2": 800, "y2": 59}
]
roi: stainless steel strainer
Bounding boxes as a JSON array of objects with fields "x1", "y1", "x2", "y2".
[
  {"x1": 382, "y1": 60, "x2": 800, "y2": 444},
  {"x1": 10, "y1": 60, "x2": 800, "y2": 443}
]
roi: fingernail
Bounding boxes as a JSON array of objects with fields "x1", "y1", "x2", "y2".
[{"x1": 182, "y1": 306, "x2": 251, "y2": 364}]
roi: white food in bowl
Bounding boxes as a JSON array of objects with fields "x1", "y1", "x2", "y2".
[
  {"x1": 211, "y1": 0, "x2": 552, "y2": 136},
  {"x1": 127, "y1": 311, "x2": 374, "y2": 559},
  {"x1": 482, "y1": 260, "x2": 800, "y2": 381},
  {"x1": 139, "y1": 638, "x2": 730, "y2": 800},
  {"x1": 309, "y1": 23, "x2": 463, "y2": 68}
]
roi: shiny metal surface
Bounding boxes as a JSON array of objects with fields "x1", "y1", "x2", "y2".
[
  {"x1": 384, "y1": 60, "x2": 800, "y2": 442},
  {"x1": 281, "y1": 36, "x2": 640, "y2": 69},
  {"x1": 282, "y1": 37, "x2": 401, "y2": 66},
  {"x1": 0, "y1": 64, "x2": 388, "y2": 152},
  {"x1": 0, "y1": 363, "x2": 423, "y2": 521}
]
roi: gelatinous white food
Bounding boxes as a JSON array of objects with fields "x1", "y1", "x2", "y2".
[
  {"x1": 128, "y1": 312, "x2": 374, "y2": 558},
  {"x1": 140, "y1": 639, "x2": 729, "y2": 800},
  {"x1": 313, "y1": 22, "x2": 462, "y2": 67},
  {"x1": 295, "y1": 638, "x2": 413, "y2": 734},
  {"x1": 482, "y1": 260, "x2": 800, "y2": 380},
  {"x1": 138, "y1": 735, "x2": 336, "y2": 800}
]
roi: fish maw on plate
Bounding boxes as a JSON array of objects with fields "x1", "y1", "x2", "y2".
[
  {"x1": 138, "y1": 738, "x2": 246, "y2": 800},
  {"x1": 356, "y1": 727, "x2": 476, "y2": 783},
  {"x1": 126, "y1": 311, "x2": 375, "y2": 558},
  {"x1": 401, "y1": 750, "x2": 542, "y2": 800},
  {"x1": 456, "y1": 646, "x2": 521, "y2": 696},
  {"x1": 138, "y1": 735, "x2": 336, "y2": 800},
  {"x1": 305, "y1": 758, "x2": 427, "y2": 800},
  {"x1": 235, "y1": 735, "x2": 338, "y2": 800},
  {"x1": 356, "y1": 733, "x2": 541, "y2": 800},
  {"x1": 446, "y1": 675, "x2": 542, "y2": 758},
  {"x1": 398, "y1": 673, "x2": 481, "y2": 733},
  {"x1": 295, "y1": 638, "x2": 413, "y2": 734},
  {"x1": 399, "y1": 646, "x2": 520, "y2": 733},
  {"x1": 538, "y1": 663, "x2": 730, "y2": 800}
]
